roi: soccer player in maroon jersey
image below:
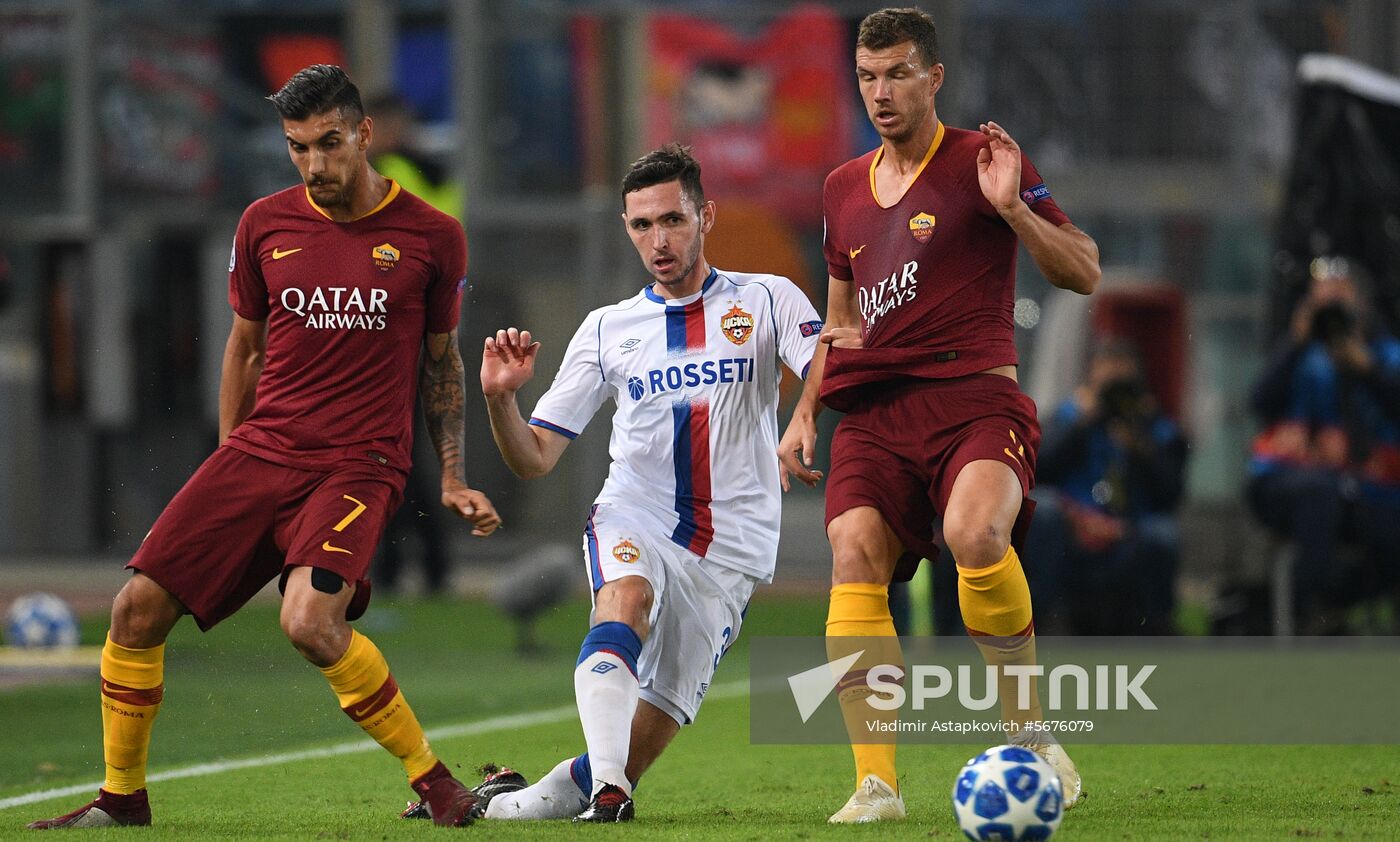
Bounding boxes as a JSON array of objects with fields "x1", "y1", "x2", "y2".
[
  {"x1": 776, "y1": 9, "x2": 1100, "y2": 822},
  {"x1": 29, "y1": 65, "x2": 499, "y2": 830}
]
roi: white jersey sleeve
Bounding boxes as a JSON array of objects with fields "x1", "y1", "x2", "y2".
[
  {"x1": 528, "y1": 310, "x2": 611, "y2": 439},
  {"x1": 768, "y1": 276, "x2": 823, "y2": 379}
]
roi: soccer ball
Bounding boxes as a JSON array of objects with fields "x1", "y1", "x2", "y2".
[
  {"x1": 951, "y1": 744, "x2": 1063, "y2": 841},
  {"x1": 4, "y1": 593, "x2": 80, "y2": 649}
]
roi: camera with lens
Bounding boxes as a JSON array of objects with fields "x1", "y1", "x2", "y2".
[
  {"x1": 1099, "y1": 377, "x2": 1149, "y2": 424},
  {"x1": 1310, "y1": 302, "x2": 1357, "y2": 344}
]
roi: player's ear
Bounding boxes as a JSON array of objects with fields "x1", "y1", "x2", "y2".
[
  {"x1": 929, "y1": 62, "x2": 945, "y2": 97},
  {"x1": 700, "y1": 200, "x2": 716, "y2": 234},
  {"x1": 358, "y1": 115, "x2": 373, "y2": 150}
]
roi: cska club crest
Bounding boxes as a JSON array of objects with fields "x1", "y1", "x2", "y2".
[
  {"x1": 721, "y1": 303, "x2": 755, "y2": 346},
  {"x1": 612, "y1": 539, "x2": 641, "y2": 564},
  {"x1": 372, "y1": 242, "x2": 401, "y2": 271},
  {"x1": 908, "y1": 212, "x2": 936, "y2": 243}
]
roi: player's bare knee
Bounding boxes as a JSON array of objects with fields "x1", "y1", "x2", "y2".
[
  {"x1": 109, "y1": 575, "x2": 181, "y2": 648},
  {"x1": 828, "y1": 520, "x2": 888, "y2": 585},
  {"x1": 280, "y1": 604, "x2": 348, "y2": 666},
  {"x1": 594, "y1": 577, "x2": 653, "y2": 639},
  {"x1": 944, "y1": 520, "x2": 1008, "y2": 569}
]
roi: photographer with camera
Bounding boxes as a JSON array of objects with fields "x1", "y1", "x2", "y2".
[
  {"x1": 1026, "y1": 338, "x2": 1188, "y2": 634},
  {"x1": 1248, "y1": 257, "x2": 1400, "y2": 632}
]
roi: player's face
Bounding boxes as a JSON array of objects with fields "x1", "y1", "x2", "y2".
[
  {"x1": 622, "y1": 180, "x2": 715, "y2": 288},
  {"x1": 855, "y1": 42, "x2": 943, "y2": 142},
  {"x1": 283, "y1": 108, "x2": 372, "y2": 209}
]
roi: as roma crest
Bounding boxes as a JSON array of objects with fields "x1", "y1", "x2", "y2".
[
  {"x1": 908, "y1": 212, "x2": 936, "y2": 243},
  {"x1": 372, "y1": 242, "x2": 400, "y2": 271},
  {"x1": 721, "y1": 303, "x2": 755, "y2": 346},
  {"x1": 612, "y1": 539, "x2": 641, "y2": 564}
]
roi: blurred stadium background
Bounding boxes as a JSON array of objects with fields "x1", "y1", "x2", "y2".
[{"x1": 1, "y1": 0, "x2": 1398, "y2": 634}]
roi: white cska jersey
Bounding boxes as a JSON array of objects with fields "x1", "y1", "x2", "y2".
[{"x1": 529, "y1": 268, "x2": 822, "y2": 582}]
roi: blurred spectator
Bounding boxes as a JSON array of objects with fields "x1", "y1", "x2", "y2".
[
  {"x1": 367, "y1": 93, "x2": 460, "y2": 597},
  {"x1": 1025, "y1": 339, "x2": 1189, "y2": 634},
  {"x1": 366, "y1": 93, "x2": 463, "y2": 219},
  {"x1": 1248, "y1": 257, "x2": 1400, "y2": 632}
]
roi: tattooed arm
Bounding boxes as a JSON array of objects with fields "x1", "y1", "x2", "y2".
[{"x1": 421, "y1": 329, "x2": 501, "y2": 536}]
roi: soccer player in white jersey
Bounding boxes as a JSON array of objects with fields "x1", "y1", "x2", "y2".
[{"x1": 476, "y1": 144, "x2": 822, "y2": 822}]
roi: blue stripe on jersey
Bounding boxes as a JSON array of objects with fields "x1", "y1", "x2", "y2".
[
  {"x1": 584, "y1": 505, "x2": 604, "y2": 592},
  {"x1": 670, "y1": 402, "x2": 698, "y2": 549},
  {"x1": 665, "y1": 306, "x2": 688, "y2": 356},
  {"x1": 528, "y1": 417, "x2": 579, "y2": 439}
]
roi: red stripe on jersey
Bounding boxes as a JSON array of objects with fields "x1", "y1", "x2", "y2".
[
  {"x1": 686, "y1": 400, "x2": 714, "y2": 556},
  {"x1": 685, "y1": 299, "x2": 707, "y2": 351}
]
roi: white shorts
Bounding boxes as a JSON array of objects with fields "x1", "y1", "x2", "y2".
[{"x1": 583, "y1": 504, "x2": 757, "y2": 726}]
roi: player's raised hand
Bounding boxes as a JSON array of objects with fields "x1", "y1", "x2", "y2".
[
  {"x1": 441, "y1": 482, "x2": 502, "y2": 536},
  {"x1": 976, "y1": 121, "x2": 1023, "y2": 215},
  {"x1": 778, "y1": 413, "x2": 824, "y2": 491},
  {"x1": 481, "y1": 327, "x2": 540, "y2": 397}
]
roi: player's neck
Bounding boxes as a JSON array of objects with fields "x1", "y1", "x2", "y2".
[
  {"x1": 651, "y1": 259, "x2": 713, "y2": 301},
  {"x1": 881, "y1": 113, "x2": 941, "y2": 174},
  {"x1": 324, "y1": 168, "x2": 392, "y2": 222}
]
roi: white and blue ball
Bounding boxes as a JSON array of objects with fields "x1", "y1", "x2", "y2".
[
  {"x1": 4, "y1": 593, "x2": 80, "y2": 649},
  {"x1": 952, "y1": 744, "x2": 1063, "y2": 841}
]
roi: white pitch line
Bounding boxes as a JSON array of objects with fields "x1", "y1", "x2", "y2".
[{"x1": 0, "y1": 680, "x2": 747, "y2": 811}]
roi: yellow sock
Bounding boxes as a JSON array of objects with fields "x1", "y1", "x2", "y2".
[
  {"x1": 100, "y1": 636, "x2": 164, "y2": 794},
  {"x1": 826, "y1": 582, "x2": 900, "y2": 792},
  {"x1": 320, "y1": 630, "x2": 438, "y2": 782},
  {"x1": 956, "y1": 546, "x2": 1044, "y2": 729}
]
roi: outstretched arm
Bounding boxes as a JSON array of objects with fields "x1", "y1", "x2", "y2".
[
  {"x1": 219, "y1": 314, "x2": 267, "y2": 443},
  {"x1": 481, "y1": 327, "x2": 571, "y2": 480},
  {"x1": 421, "y1": 329, "x2": 501, "y2": 536},
  {"x1": 977, "y1": 121, "x2": 1100, "y2": 295},
  {"x1": 778, "y1": 277, "x2": 861, "y2": 490}
]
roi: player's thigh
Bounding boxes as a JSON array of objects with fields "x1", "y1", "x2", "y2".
[
  {"x1": 826, "y1": 415, "x2": 934, "y2": 580},
  {"x1": 940, "y1": 449, "x2": 1029, "y2": 567},
  {"x1": 282, "y1": 463, "x2": 404, "y2": 587},
  {"x1": 640, "y1": 558, "x2": 756, "y2": 726},
  {"x1": 128, "y1": 447, "x2": 289, "y2": 631},
  {"x1": 582, "y1": 505, "x2": 664, "y2": 631}
]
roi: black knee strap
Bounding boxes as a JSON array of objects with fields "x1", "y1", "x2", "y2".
[{"x1": 311, "y1": 567, "x2": 345, "y2": 595}]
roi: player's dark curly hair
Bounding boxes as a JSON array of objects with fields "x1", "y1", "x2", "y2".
[
  {"x1": 267, "y1": 64, "x2": 365, "y2": 123},
  {"x1": 621, "y1": 143, "x2": 705, "y2": 211},
  {"x1": 857, "y1": 7, "x2": 940, "y2": 68}
]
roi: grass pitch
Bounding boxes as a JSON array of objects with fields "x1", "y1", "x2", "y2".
[{"x1": 1, "y1": 594, "x2": 1394, "y2": 840}]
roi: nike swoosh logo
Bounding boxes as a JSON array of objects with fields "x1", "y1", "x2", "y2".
[
  {"x1": 321, "y1": 541, "x2": 352, "y2": 554},
  {"x1": 848, "y1": 245, "x2": 866, "y2": 259},
  {"x1": 272, "y1": 247, "x2": 303, "y2": 260}
]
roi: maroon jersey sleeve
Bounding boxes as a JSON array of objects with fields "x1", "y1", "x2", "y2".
[
  {"x1": 1018, "y1": 154, "x2": 1071, "y2": 228},
  {"x1": 228, "y1": 206, "x2": 269, "y2": 320},
  {"x1": 822, "y1": 172, "x2": 855, "y2": 282},
  {"x1": 425, "y1": 220, "x2": 467, "y2": 335}
]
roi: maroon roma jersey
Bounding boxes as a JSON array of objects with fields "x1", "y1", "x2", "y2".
[
  {"x1": 819, "y1": 123, "x2": 1070, "y2": 411},
  {"x1": 225, "y1": 181, "x2": 466, "y2": 474}
]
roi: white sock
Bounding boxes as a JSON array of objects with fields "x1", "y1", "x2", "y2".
[
  {"x1": 485, "y1": 757, "x2": 588, "y2": 820},
  {"x1": 575, "y1": 650, "x2": 638, "y2": 796}
]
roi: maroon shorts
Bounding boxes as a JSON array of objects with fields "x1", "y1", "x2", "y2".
[
  {"x1": 825, "y1": 374, "x2": 1040, "y2": 581},
  {"x1": 129, "y1": 446, "x2": 404, "y2": 630}
]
